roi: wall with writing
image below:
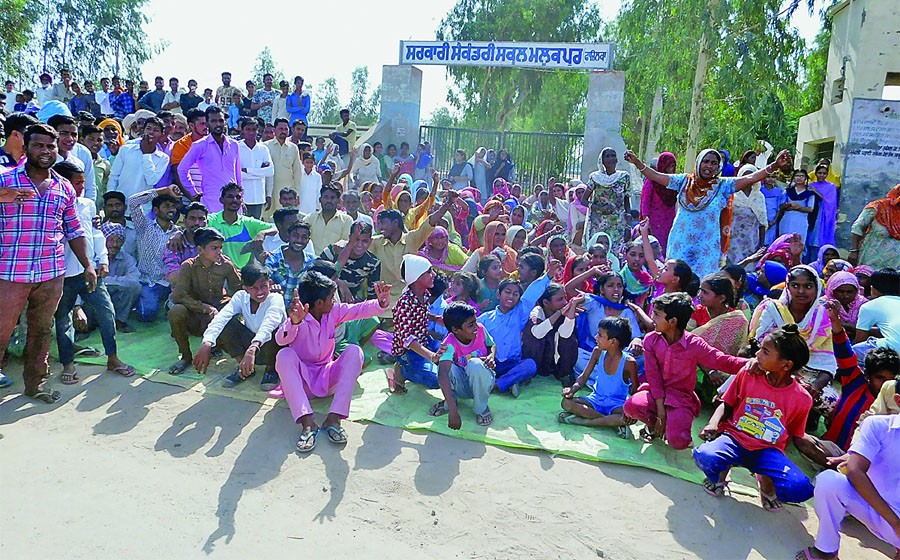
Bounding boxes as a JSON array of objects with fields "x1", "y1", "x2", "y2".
[{"x1": 839, "y1": 98, "x2": 900, "y2": 247}]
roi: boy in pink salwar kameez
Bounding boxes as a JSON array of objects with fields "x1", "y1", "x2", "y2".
[{"x1": 275, "y1": 271, "x2": 392, "y2": 453}]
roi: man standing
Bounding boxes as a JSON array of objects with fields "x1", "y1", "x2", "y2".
[
  {"x1": 110, "y1": 77, "x2": 135, "y2": 119},
  {"x1": 330, "y1": 108, "x2": 357, "y2": 167},
  {"x1": 307, "y1": 184, "x2": 353, "y2": 251},
  {"x1": 95, "y1": 77, "x2": 114, "y2": 117},
  {"x1": 83, "y1": 80, "x2": 101, "y2": 117},
  {"x1": 297, "y1": 151, "x2": 322, "y2": 215},
  {"x1": 128, "y1": 185, "x2": 182, "y2": 321},
  {"x1": 107, "y1": 116, "x2": 169, "y2": 202},
  {"x1": 251, "y1": 73, "x2": 278, "y2": 124},
  {"x1": 48, "y1": 114, "x2": 97, "y2": 202},
  {"x1": 264, "y1": 118, "x2": 302, "y2": 220},
  {"x1": 177, "y1": 106, "x2": 241, "y2": 212},
  {"x1": 52, "y1": 68, "x2": 73, "y2": 103},
  {"x1": 79, "y1": 124, "x2": 110, "y2": 198},
  {"x1": 139, "y1": 76, "x2": 166, "y2": 113},
  {"x1": 180, "y1": 80, "x2": 202, "y2": 113},
  {"x1": 215, "y1": 72, "x2": 239, "y2": 109},
  {"x1": 0, "y1": 112, "x2": 38, "y2": 167},
  {"x1": 237, "y1": 118, "x2": 274, "y2": 219},
  {"x1": 285, "y1": 76, "x2": 310, "y2": 126},
  {"x1": 170, "y1": 107, "x2": 207, "y2": 191},
  {"x1": 162, "y1": 77, "x2": 183, "y2": 114},
  {"x1": 0, "y1": 124, "x2": 94, "y2": 401},
  {"x1": 272, "y1": 80, "x2": 290, "y2": 123},
  {"x1": 35, "y1": 73, "x2": 55, "y2": 107}
]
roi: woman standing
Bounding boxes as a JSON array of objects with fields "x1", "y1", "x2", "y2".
[
  {"x1": 809, "y1": 164, "x2": 839, "y2": 249},
  {"x1": 491, "y1": 149, "x2": 514, "y2": 182},
  {"x1": 777, "y1": 169, "x2": 819, "y2": 251},
  {"x1": 728, "y1": 165, "x2": 768, "y2": 264},
  {"x1": 351, "y1": 143, "x2": 381, "y2": 186},
  {"x1": 584, "y1": 148, "x2": 632, "y2": 249},
  {"x1": 639, "y1": 151, "x2": 678, "y2": 253},
  {"x1": 624, "y1": 147, "x2": 792, "y2": 279},
  {"x1": 849, "y1": 184, "x2": 900, "y2": 270},
  {"x1": 470, "y1": 147, "x2": 490, "y2": 202}
]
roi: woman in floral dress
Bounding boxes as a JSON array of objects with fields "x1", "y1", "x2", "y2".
[{"x1": 583, "y1": 147, "x2": 632, "y2": 251}]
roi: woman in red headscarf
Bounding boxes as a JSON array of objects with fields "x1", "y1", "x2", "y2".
[
  {"x1": 467, "y1": 198, "x2": 507, "y2": 250},
  {"x1": 640, "y1": 152, "x2": 678, "y2": 253},
  {"x1": 849, "y1": 184, "x2": 900, "y2": 270}
]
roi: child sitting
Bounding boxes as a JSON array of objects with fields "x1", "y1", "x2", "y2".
[
  {"x1": 478, "y1": 261, "x2": 557, "y2": 397},
  {"x1": 559, "y1": 316, "x2": 639, "y2": 436},
  {"x1": 693, "y1": 324, "x2": 815, "y2": 509},
  {"x1": 428, "y1": 302, "x2": 496, "y2": 428},
  {"x1": 522, "y1": 283, "x2": 582, "y2": 386},
  {"x1": 448, "y1": 271, "x2": 480, "y2": 310},
  {"x1": 476, "y1": 254, "x2": 503, "y2": 312},
  {"x1": 392, "y1": 255, "x2": 442, "y2": 391},
  {"x1": 620, "y1": 239, "x2": 653, "y2": 307},
  {"x1": 192, "y1": 263, "x2": 286, "y2": 390},
  {"x1": 515, "y1": 251, "x2": 545, "y2": 291},
  {"x1": 266, "y1": 220, "x2": 315, "y2": 308},
  {"x1": 623, "y1": 292, "x2": 746, "y2": 449},
  {"x1": 274, "y1": 271, "x2": 392, "y2": 453}
]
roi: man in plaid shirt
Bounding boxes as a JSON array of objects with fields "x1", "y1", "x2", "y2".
[{"x1": 0, "y1": 123, "x2": 95, "y2": 402}]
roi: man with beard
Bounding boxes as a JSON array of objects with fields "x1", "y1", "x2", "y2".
[
  {"x1": 263, "y1": 117, "x2": 302, "y2": 220},
  {"x1": 100, "y1": 191, "x2": 137, "y2": 260},
  {"x1": 251, "y1": 73, "x2": 278, "y2": 124},
  {"x1": 161, "y1": 77, "x2": 183, "y2": 115},
  {"x1": 206, "y1": 183, "x2": 272, "y2": 268},
  {"x1": 307, "y1": 183, "x2": 353, "y2": 250},
  {"x1": 177, "y1": 106, "x2": 241, "y2": 212},
  {"x1": 127, "y1": 184, "x2": 182, "y2": 322},
  {"x1": 48, "y1": 114, "x2": 96, "y2": 202},
  {"x1": 139, "y1": 76, "x2": 166, "y2": 113},
  {"x1": 162, "y1": 202, "x2": 209, "y2": 282},
  {"x1": 215, "y1": 72, "x2": 239, "y2": 110},
  {"x1": 170, "y1": 108, "x2": 207, "y2": 192},
  {"x1": 107, "y1": 116, "x2": 169, "y2": 205},
  {"x1": 0, "y1": 124, "x2": 93, "y2": 401}
]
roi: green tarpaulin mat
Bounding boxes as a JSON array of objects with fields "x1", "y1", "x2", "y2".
[{"x1": 67, "y1": 320, "x2": 818, "y2": 495}]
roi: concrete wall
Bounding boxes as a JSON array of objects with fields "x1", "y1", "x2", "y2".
[
  {"x1": 581, "y1": 71, "x2": 627, "y2": 181},
  {"x1": 795, "y1": 0, "x2": 900, "y2": 173},
  {"x1": 356, "y1": 65, "x2": 422, "y2": 151}
]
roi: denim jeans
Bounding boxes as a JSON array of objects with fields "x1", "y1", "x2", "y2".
[
  {"x1": 136, "y1": 282, "x2": 171, "y2": 322},
  {"x1": 54, "y1": 274, "x2": 117, "y2": 365},
  {"x1": 105, "y1": 281, "x2": 141, "y2": 323},
  {"x1": 396, "y1": 338, "x2": 440, "y2": 389},
  {"x1": 494, "y1": 358, "x2": 537, "y2": 392},
  {"x1": 450, "y1": 358, "x2": 494, "y2": 415},
  {"x1": 693, "y1": 433, "x2": 814, "y2": 503}
]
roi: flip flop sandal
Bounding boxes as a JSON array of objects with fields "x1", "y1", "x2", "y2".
[
  {"x1": 107, "y1": 364, "x2": 136, "y2": 377},
  {"x1": 557, "y1": 411, "x2": 577, "y2": 424},
  {"x1": 60, "y1": 371, "x2": 80, "y2": 385},
  {"x1": 27, "y1": 388, "x2": 62, "y2": 403},
  {"x1": 617, "y1": 425, "x2": 629, "y2": 439},
  {"x1": 428, "y1": 400, "x2": 449, "y2": 417},
  {"x1": 167, "y1": 361, "x2": 190, "y2": 375},
  {"x1": 476, "y1": 411, "x2": 493, "y2": 427},
  {"x1": 795, "y1": 547, "x2": 839, "y2": 560},
  {"x1": 322, "y1": 425, "x2": 348, "y2": 444},
  {"x1": 703, "y1": 479, "x2": 729, "y2": 498},
  {"x1": 760, "y1": 491, "x2": 784, "y2": 512},
  {"x1": 296, "y1": 428, "x2": 319, "y2": 454},
  {"x1": 639, "y1": 427, "x2": 657, "y2": 443}
]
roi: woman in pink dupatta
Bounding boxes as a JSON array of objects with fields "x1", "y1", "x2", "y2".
[{"x1": 639, "y1": 151, "x2": 677, "y2": 253}]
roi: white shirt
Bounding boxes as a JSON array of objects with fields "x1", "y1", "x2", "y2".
[
  {"x1": 64, "y1": 197, "x2": 108, "y2": 277},
  {"x1": 96, "y1": 89, "x2": 113, "y2": 115},
  {"x1": 849, "y1": 414, "x2": 900, "y2": 508},
  {"x1": 107, "y1": 143, "x2": 170, "y2": 203},
  {"x1": 162, "y1": 89, "x2": 184, "y2": 114},
  {"x1": 202, "y1": 290, "x2": 286, "y2": 346},
  {"x1": 238, "y1": 140, "x2": 274, "y2": 205},
  {"x1": 298, "y1": 169, "x2": 322, "y2": 214}
]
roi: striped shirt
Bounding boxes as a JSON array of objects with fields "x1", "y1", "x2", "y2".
[
  {"x1": 266, "y1": 247, "x2": 314, "y2": 308},
  {"x1": 0, "y1": 163, "x2": 85, "y2": 283},
  {"x1": 822, "y1": 329, "x2": 876, "y2": 450}
]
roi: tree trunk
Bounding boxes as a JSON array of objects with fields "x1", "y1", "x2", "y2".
[
  {"x1": 684, "y1": 0, "x2": 719, "y2": 171},
  {"x1": 644, "y1": 86, "x2": 664, "y2": 161}
]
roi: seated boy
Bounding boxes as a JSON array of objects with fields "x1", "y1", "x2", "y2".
[
  {"x1": 429, "y1": 302, "x2": 496, "y2": 428},
  {"x1": 623, "y1": 292, "x2": 746, "y2": 450},
  {"x1": 167, "y1": 228, "x2": 241, "y2": 374},
  {"x1": 266, "y1": 220, "x2": 315, "y2": 309},
  {"x1": 192, "y1": 263, "x2": 286, "y2": 391},
  {"x1": 274, "y1": 271, "x2": 392, "y2": 453},
  {"x1": 799, "y1": 414, "x2": 900, "y2": 560},
  {"x1": 392, "y1": 255, "x2": 443, "y2": 391},
  {"x1": 795, "y1": 300, "x2": 900, "y2": 467},
  {"x1": 478, "y1": 261, "x2": 556, "y2": 397},
  {"x1": 99, "y1": 223, "x2": 141, "y2": 333}
]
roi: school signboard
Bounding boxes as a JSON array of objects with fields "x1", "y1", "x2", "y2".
[
  {"x1": 399, "y1": 41, "x2": 614, "y2": 71},
  {"x1": 839, "y1": 98, "x2": 900, "y2": 246}
]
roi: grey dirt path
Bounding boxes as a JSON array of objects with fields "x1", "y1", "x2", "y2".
[{"x1": 0, "y1": 364, "x2": 889, "y2": 560}]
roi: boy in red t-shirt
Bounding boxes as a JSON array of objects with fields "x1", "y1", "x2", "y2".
[{"x1": 693, "y1": 324, "x2": 815, "y2": 508}]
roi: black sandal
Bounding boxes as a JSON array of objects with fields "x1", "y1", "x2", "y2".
[{"x1": 27, "y1": 388, "x2": 62, "y2": 403}]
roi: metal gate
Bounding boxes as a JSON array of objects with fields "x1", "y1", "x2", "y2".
[{"x1": 419, "y1": 126, "x2": 584, "y2": 188}]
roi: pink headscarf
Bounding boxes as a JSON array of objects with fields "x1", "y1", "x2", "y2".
[
  {"x1": 492, "y1": 178, "x2": 511, "y2": 199},
  {"x1": 419, "y1": 226, "x2": 461, "y2": 272},
  {"x1": 825, "y1": 271, "x2": 868, "y2": 326}
]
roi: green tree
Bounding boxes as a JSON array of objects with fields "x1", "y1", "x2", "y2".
[
  {"x1": 611, "y1": 0, "x2": 817, "y2": 165},
  {"x1": 17, "y1": 0, "x2": 157, "y2": 80},
  {"x1": 309, "y1": 77, "x2": 341, "y2": 124},
  {"x1": 0, "y1": 0, "x2": 42, "y2": 80},
  {"x1": 251, "y1": 47, "x2": 286, "y2": 88},
  {"x1": 436, "y1": 0, "x2": 602, "y2": 132},
  {"x1": 426, "y1": 107, "x2": 459, "y2": 127},
  {"x1": 348, "y1": 66, "x2": 380, "y2": 126}
]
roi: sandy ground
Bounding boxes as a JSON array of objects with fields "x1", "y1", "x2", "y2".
[{"x1": 0, "y1": 363, "x2": 892, "y2": 560}]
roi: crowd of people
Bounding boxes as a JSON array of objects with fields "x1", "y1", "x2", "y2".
[{"x1": 2, "y1": 69, "x2": 900, "y2": 560}]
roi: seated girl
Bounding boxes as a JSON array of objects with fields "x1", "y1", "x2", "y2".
[
  {"x1": 523, "y1": 283, "x2": 582, "y2": 386},
  {"x1": 476, "y1": 254, "x2": 503, "y2": 312},
  {"x1": 694, "y1": 325, "x2": 815, "y2": 510},
  {"x1": 824, "y1": 271, "x2": 868, "y2": 340},
  {"x1": 559, "y1": 316, "x2": 639, "y2": 437},
  {"x1": 447, "y1": 271, "x2": 480, "y2": 310}
]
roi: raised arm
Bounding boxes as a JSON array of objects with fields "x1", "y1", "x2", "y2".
[
  {"x1": 624, "y1": 150, "x2": 670, "y2": 187},
  {"x1": 734, "y1": 150, "x2": 792, "y2": 193}
]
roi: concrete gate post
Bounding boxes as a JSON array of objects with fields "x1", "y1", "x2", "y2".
[
  {"x1": 581, "y1": 71, "x2": 627, "y2": 182},
  {"x1": 358, "y1": 65, "x2": 422, "y2": 151}
]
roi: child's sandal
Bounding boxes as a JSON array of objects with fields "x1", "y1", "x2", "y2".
[
  {"x1": 703, "y1": 479, "x2": 728, "y2": 497},
  {"x1": 639, "y1": 427, "x2": 656, "y2": 443}
]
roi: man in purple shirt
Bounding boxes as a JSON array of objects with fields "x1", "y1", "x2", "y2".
[
  {"x1": 0, "y1": 124, "x2": 94, "y2": 401},
  {"x1": 176, "y1": 106, "x2": 241, "y2": 212}
]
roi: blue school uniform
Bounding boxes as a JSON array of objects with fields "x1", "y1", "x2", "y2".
[{"x1": 582, "y1": 350, "x2": 630, "y2": 415}]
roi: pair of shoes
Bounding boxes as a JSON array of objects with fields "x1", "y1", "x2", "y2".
[{"x1": 259, "y1": 371, "x2": 279, "y2": 391}]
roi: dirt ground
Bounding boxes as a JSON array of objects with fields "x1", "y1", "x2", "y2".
[{"x1": 0, "y1": 363, "x2": 891, "y2": 560}]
